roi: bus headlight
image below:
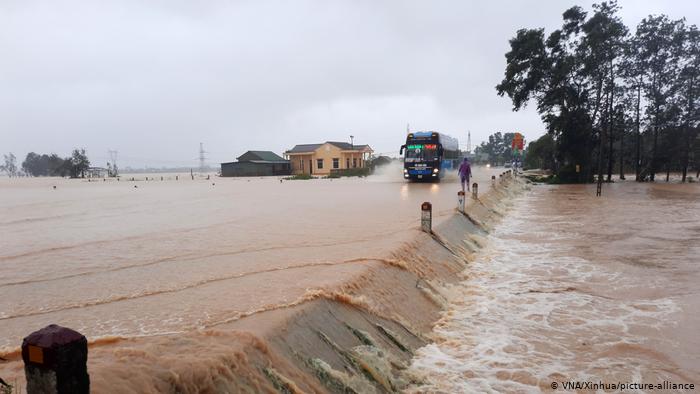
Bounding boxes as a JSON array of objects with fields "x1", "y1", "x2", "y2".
[{"x1": 433, "y1": 168, "x2": 439, "y2": 173}]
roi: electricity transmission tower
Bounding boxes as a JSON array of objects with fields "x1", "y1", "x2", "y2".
[
  {"x1": 108, "y1": 150, "x2": 118, "y2": 176},
  {"x1": 198, "y1": 143, "x2": 207, "y2": 173}
]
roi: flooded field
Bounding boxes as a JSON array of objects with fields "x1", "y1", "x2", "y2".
[
  {"x1": 0, "y1": 165, "x2": 497, "y2": 351},
  {"x1": 4, "y1": 169, "x2": 696, "y2": 393},
  {"x1": 408, "y1": 182, "x2": 700, "y2": 392}
]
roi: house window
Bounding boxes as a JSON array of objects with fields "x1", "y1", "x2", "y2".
[
  {"x1": 317, "y1": 159, "x2": 323, "y2": 169},
  {"x1": 353, "y1": 158, "x2": 357, "y2": 168},
  {"x1": 333, "y1": 158, "x2": 339, "y2": 169},
  {"x1": 346, "y1": 158, "x2": 350, "y2": 168}
]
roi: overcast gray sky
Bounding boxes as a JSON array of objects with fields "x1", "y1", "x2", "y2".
[{"x1": 1, "y1": 0, "x2": 698, "y2": 168}]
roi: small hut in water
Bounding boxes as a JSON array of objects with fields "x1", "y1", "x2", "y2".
[{"x1": 220, "y1": 151, "x2": 291, "y2": 177}]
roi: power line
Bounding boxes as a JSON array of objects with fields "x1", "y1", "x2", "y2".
[{"x1": 467, "y1": 131, "x2": 472, "y2": 153}]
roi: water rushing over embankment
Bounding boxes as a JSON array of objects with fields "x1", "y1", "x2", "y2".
[
  {"x1": 1, "y1": 167, "x2": 516, "y2": 392},
  {"x1": 4, "y1": 172, "x2": 696, "y2": 392},
  {"x1": 408, "y1": 182, "x2": 700, "y2": 392}
]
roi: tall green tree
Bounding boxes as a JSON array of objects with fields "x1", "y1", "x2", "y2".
[
  {"x1": 475, "y1": 132, "x2": 516, "y2": 165},
  {"x1": 21, "y1": 152, "x2": 70, "y2": 176},
  {"x1": 1, "y1": 153, "x2": 17, "y2": 177},
  {"x1": 524, "y1": 134, "x2": 556, "y2": 170},
  {"x1": 677, "y1": 23, "x2": 700, "y2": 182},
  {"x1": 497, "y1": 3, "x2": 628, "y2": 183},
  {"x1": 578, "y1": 2, "x2": 628, "y2": 182},
  {"x1": 635, "y1": 15, "x2": 684, "y2": 181},
  {"x1": 620, "y1": 33, "x2": 646, "y2": 180},
  {"x1": 70, "y1": 148, "x2": 90, "y2": 178}
]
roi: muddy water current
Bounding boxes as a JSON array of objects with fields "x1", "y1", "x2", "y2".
[
  {"x1": 0, "y1": 165, "x2": 497, "y2": 351},
  {"x1": 409, "y1": 182, "x2": 700, "y2": 392}
]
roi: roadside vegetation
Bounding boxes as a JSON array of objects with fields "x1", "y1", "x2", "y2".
[
  {"x1": 497, "y1": 1, "x2": 700, "y2": 183},
  {"x1": 284, "y1": 173, "x2": 314, "y2": 180}
]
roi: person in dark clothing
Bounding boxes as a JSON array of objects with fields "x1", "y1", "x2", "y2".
[{"x1": 458, "y1": 157, "x2": 472, "y2": 192}]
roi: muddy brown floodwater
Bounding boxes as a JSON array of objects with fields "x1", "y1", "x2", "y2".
[
  {"x1": 0, "y1": 165, "x2": 502, "y2": 391},
  {"x1": 3, "y1": 169, "x2": 697, "y2": 393},
  {"x1": 408, "y1": 181, "x2": 700, "y2": 392}
]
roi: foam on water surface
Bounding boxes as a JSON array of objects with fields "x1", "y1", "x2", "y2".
[{"x1": 408, "y1": 184, "x2": 700, "y2": 392}]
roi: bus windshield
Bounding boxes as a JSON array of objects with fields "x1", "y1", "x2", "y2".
[{"x1": 405, "y1": 144, "x2": 439, "y2": 162}]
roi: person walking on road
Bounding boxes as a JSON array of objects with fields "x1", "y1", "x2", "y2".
[{"x1": 458, "y1": 157, "x2": 472, "y2": 192}]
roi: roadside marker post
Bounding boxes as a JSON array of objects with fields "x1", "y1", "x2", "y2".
[
  {"x1": 491, "y1": 175, "x2": 496, "y2": 186},
  {"x1": 421, "y1": 202, "x2": 432, "y2": 233},
  {"x1": 22, "y1": 324, "x2": 90, "y2": 394},
  {"x1": 457, "y1": 191, "x2": 465, "y2": 213},
  {"x1": 472, "y1": 183, "x2": 478, "y2": 199}
]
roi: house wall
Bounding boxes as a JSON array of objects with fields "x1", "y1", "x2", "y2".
[
  {"x1": 339, "y1": 151, "x2": 366, "y2": 170},
  {"x1": 290, "y1": 154, "x2": 313, "y2": 175},
  {"x1": 221, "y1": 162, "x2": 290, "y2": 177},
  {"x1": 309, "y1": 143, "x2": 343, "y2": 175},
  {"x1": 288, "y1": 144, "x2": 369, "y2": 175}
]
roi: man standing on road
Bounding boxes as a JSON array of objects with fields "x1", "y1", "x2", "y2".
[{"x1": 458, "y1": 157, "x2": 472, "y2": 192}]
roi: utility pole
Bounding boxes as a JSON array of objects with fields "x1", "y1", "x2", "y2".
[
  {"x1": 467, "y1": 131, "x2": 472, "y2": 154},
  {"x1": 350, "y1": 135, "x2": 354, "y2": 150},
  {"x1": 198, "y1": 143, "x2": 207, "y2": 174}
]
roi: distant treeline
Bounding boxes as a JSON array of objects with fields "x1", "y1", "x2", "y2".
[
  {"x1": 473, "y1": 132, "x2": 518, "y2": 166},
  {"x1": 497, "y1": 1, "x2": 700, "y2": 182},
  {"x1": 1, "y1": 149, "x2": 93, "y2": 178}
]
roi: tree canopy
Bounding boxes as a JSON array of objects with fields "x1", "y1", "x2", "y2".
[{"x1": 498, "y1": 1, "x2": 699, "y2": 182}]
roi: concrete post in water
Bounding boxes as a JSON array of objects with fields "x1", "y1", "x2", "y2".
[
  {"x1": 499, "y1": 174, "x2": 503, "y2": 185},
  {"x1": 421, "y1": 202, "x2": 432, "y2": 233},
  {"x1": 22, "y1": 324, "x2": 89, "y2": 394},
  {"x1": 491, "y1": 175, "x2": 496, "y2": 186},
  {"x1": 472, "y1": 183, "x2": 478, "y2": 199},
  {"x1": 457, "y1": 191, "x2": 465, "y2": 213},
  {"x1": 176, "y1": 175, "x2": 179, "y2": 181}
]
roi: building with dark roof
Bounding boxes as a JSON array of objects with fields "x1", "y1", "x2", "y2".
[
  {"x1": 220, "y1": 151, "x2": 291, "y2": 177},
  {"x1": 284, "y1": 141, "x2": 373, "y2": 176}
]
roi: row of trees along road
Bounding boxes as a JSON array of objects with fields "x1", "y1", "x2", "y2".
[
  {"x1": 497, "y1": 1, "x2": 700, "y2": 183},
  {"x1": 473, "y1": 132, "x2": 517, "y2": 166},
  {"x1": 1, "y1": 149, "x2": 91, "y2": 178}
]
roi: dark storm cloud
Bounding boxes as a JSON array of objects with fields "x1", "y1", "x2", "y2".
[{"x1": 1, "y1": 0, "x2": 698, "y2": 167}]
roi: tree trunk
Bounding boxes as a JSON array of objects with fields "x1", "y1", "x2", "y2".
[
  {"x1": 666, "y1": 165, "x2": 670, "y2": 182},
  {"x1": 651, "y1": 125, "x2": 659, "y2": 182},
  {"x1": 682, "y1": 77, "x2": 695, "y2": 183},
  {"x1": 606, "y1": 62, "x2": 615, "y2": 182},
  {"x1": 596, "y1": 127, "x2": 605, "y2": 195},
  {"x1": 619, "y1": 126, "x2": 625, "y2": 180},
  {"x1": 635, "y1": 83, "x2": 641, "y2": 181},
  {"x1": 682, "y1": 129, "x2": 689, "y2": 182}
]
